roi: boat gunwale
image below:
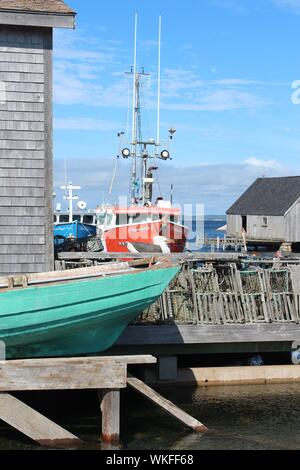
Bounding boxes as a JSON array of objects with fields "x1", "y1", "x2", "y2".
[{"x1": 0, "y1": 258, "x2": 179, "y2": 292}]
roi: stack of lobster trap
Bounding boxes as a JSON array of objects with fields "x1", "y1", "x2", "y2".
[{"x1": 138, "y1": 261, "x2": 300, "y2": 325}]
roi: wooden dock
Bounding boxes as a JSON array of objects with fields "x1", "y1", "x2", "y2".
[{"x1": 0, "y1": 355, "x2": 207, "y2": 448}]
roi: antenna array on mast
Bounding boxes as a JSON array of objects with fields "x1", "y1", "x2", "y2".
[{"x1": 118, "y1": 14, "x2": 176, "y2": 206}]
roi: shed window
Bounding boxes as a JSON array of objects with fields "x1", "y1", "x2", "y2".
[{"x1": 262, "y1": 217, "x2": 268, "y2": 227}]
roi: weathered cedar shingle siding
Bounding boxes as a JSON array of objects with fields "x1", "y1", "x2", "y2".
[{"x1": 0, "y1": 25, "x2": 53, "y2": 274}]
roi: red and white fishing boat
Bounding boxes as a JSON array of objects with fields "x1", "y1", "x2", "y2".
[
  {"x1": 96, "y1": 16, "x2": 188, "y2": 255},
  {"x1": 96, "y1": 201, "x2": 187, "y2": 254}
]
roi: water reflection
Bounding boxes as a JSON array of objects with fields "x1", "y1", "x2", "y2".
[
  {"x1": 1, "y1": 384, "x2": 300, "y2": 450},
  {"x1": 124, "y1": 383, "x2": 300, "y2": 450}
]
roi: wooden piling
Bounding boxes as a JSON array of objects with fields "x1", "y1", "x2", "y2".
[{"x1": 99, "y1": 389, "x2": 121, "y2": 444}]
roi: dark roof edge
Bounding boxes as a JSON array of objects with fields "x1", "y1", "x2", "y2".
[{"x1": 0, "y1": 8, "x2": 76, "y2": 15}]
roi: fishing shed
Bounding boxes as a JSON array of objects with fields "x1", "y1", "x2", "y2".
[
  {"x1": 226, "y1": 176, "x2": 300, "y2": 243},
  {"x1": 0, "y1": 0, "x2": 76, "y2": 275}
]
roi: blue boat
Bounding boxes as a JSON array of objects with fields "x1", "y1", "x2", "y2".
[
  {"x1": 54, "y1": 220, "x2": 97, "y2": 240},
  {"x1": 54, "y1": 182, "x2": 97, "y2": 241}
]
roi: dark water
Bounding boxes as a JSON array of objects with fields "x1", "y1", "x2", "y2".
[
  {"x1": 123, "y1": 384, "x2": 300, "y2": 450},
  {"x1": 2, "y1": 383, "x2": 300, "y2": 450}
]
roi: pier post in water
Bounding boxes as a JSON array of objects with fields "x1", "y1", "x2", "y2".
[{"x1": 99, "y1": 389, "x2": 121, "y2": 444}]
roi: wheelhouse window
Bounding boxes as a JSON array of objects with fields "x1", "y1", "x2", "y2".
[
  {"x1": 72, "y1": 215, "x2": 81, "y2": 222},
  {"x1": 53, "y1": 215, "x2": 57, "y2": 223},
  {"x1": 59, "y1": 215, "x2": 69, "y2": 223},
  {"x1": 83, "y1": 215, "x2": 94, "y2": 224},
  {"x1": 116, "y1": 214, "x2": 129, "y2": 226},
  {"x1": 262, "y1": 216, "x2": 268, "y2": 227},
  {"x1": 131, "y1": 213, "x2": 148, "y2": 224}
]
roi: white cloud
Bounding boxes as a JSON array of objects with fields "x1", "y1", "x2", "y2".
[
  {"x1": 208, "y1": 0, "x2": 249, "y2": 14},
  {"x1": 213, "y1": 79, "x2": 263, "y2": 86},
  {"x1": 54, "y1": 157, "x2": 290, "y2": 213},
  {"x1": 272, "y1": 0, "x2": 300, "y2": 13},
  {"x1": 141, "y1": 39, "x2": 160, "y2": 49},
  {"x1": 54, "y1": 117, "x2": 122, "y2": 131},
  {"x1": 244, "y1": 157, "x2": 283, "y2": 169},
  {"x1": 53, "y1": 31, "x2": 279, "y2": 113}
]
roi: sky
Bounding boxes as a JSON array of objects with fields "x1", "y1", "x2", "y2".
[{"x1": 53, "y1": 0, "x2": 300, "y2": 214}]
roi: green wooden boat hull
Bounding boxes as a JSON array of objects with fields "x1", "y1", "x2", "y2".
[{"x1": 0, "y1": 265, "x2": 180, "y2": 359}]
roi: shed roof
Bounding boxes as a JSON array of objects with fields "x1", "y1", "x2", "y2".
[
  {"x1": 227, "y1": 176, "x2": 300, "y2": 216},
  {"x1": 0, "y1": 0, "x2": 74, "y2": 14}
]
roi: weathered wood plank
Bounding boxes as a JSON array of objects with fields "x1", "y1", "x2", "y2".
[
  {"x1": 0, "y1": 254, "x2": 46, "y2": 264},
  {"x1": 0, "y1": 52, "x2": 44, "y2": 64},
  {"x1": 0, "y1": 196, "x2": 45, "y2": 207},
  {"x1": 2, "y1": 102, "x2": 44, "y2": 112},
  {"x1": 0, "y1": 168, "x2": 45, "y2": 179},
  {"x1": 0, "y1": 188, "x2": 44, "y2": 198},
  {"x1": 58, "y1": 251, "x2": 241, "y2": 262},
  {"x1": 0, "y1": 71, "x2": 44, "y2": 83},
  {"x1": 0, "y1": 226, "x2": 45, "y2": 236},
  {"x1": 0, "y1": 159, "x2": 44, "y2": 169},
  {"x1": 0, "y1": 62, "x2": 44, "y2": 73},
  {"x1": 0, "y1": 139, "x2": 44, "y2": 150},
  {"x1": 0, "y1": 235, "x2": 45, "y2": 245},
  {"x1": 0, "y1": 46, "x2": 44, "y2": 54},
  {"x1": 0, "y1": 358, "x2": 127, "y2": 391},
  {"x1": 0, "y1": 178, "x2": 45, "y2": 187},
  {"x1": 0, "y1": 393, "x2": 80, "y2": 447},
  {"x1": 0, "y1": 245, "x2": 46, "y2": 255},
  {"x1": 0, "y1": 206, "x2": 44, "y2": 216},
  {"x1": 0, "y1": 121, "x2": 44, "y2": 131},
  {"x1": 0, "y1": 12, "x2": 75, "y2": 29},
  {"x1": 117, "y1": 324, "x2": 300, "y2": 345},
  {"x1": 2, "y1": 92, "x2": 44, "y2": 104},
  {"x1": 127, "y1": 375, "x2": 208, "y2": 432},
  {"x1": 0, "y1": 149, "x2": 44, "y2": 158}
]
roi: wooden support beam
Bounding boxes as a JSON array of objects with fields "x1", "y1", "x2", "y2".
[
  {"x1": 58, "y1": 252, "x2": 242, "y2": 262},
  {"x1": 117, "y1": 324, "x2": 300, "y2": 346},
  {"x1": 99, "y1": 389, "x2": 120, "y2": 444},
  {"x1": 0, "y1": 393, "x2": 80, "y2": 448},
  {"x1": 127, "y1": 374, "x2": 208, "y2": 433},
  {"x1": 0, "y1": 358, "x2": 126, "y2": 391}
]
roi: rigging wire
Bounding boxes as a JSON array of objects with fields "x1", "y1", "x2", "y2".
[
  {"x1": 126, "y1": 74, "x2": 132, "y2": 141},
  {"x1": 109, "y1": 156, "x2": 119, "y2": 196}
]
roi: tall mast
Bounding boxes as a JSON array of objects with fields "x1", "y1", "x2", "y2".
[
  {"x1": 61, "y1": 182, "x2": 80, "y2": 223},
  {"x1": 157, "y1": 15, "x2": 162, "y2": 151},
  {"x1": 131, "y1": 12, "x2": 138, "y2": 204},
  {"x1": 121, "y1": 15, "x2": 173, "y2": 207}
]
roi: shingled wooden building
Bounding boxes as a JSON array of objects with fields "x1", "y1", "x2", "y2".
[
  {"x1": 227, "y1": 176, "x2": 300, "y2": 243},
  {"x1": 0, "y1": 1, "x2": 75, "y2": 275}
]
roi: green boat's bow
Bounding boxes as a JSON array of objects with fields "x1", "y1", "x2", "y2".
[{"x1": 0, "y1": 259, "x2": 180, "y2": 359}]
